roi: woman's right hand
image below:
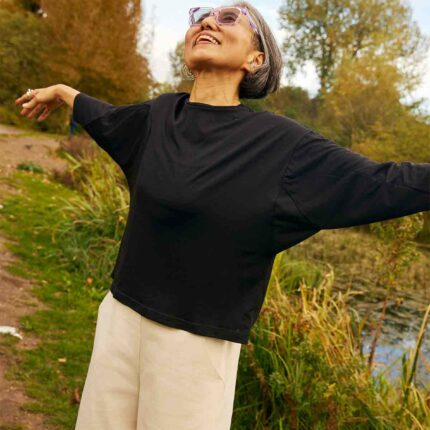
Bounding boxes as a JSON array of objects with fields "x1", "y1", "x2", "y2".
[{"x1": 15, "y1": 85, "x2": 65, "y2": 122}]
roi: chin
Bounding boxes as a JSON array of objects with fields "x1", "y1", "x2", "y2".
[{"x1": 188, "y1": 56, "x2": 220, "y2": 69}]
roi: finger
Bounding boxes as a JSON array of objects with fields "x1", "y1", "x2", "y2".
[
  {"x1": 15, "y1": 88, "x2": 41, "y2": 105},
  {"x1": 28, "y1": 103, "x2": 46, "y2": 119},
  {"x1": 20, "y1": 107, "x2": 34, "y2": 116},
  {"x1": 15, "y1": 95, "x2": 30, "y2": 105},
  {"x1": 20, "y1": 103, "x2": 40, "y2": 117},
  {"x1": 15, "y1": 92, "x2": 32, "y2": 104},
  {"x1": 37, "y1": 106, "x2": 50, "y2": 122},
  {"x1": 19, "y1": 95, "x2": 42, "y2": 114},
  {"x1": 39, "y1": 107, "x2": 51, "y2": 121},
  {"x1": 21, "y1": 96, "x2": 39, "y2": 110},
  {"x1": 20, "y1": 107, "x2": 33, "y2": 116}
]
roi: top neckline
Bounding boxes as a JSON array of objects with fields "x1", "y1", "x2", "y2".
[{"x1": 183, "y1": 93, "x2": 249, "y2": 111}]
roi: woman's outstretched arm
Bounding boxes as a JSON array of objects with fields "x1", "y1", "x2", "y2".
[
  {"x1": 16, "y1": 85, "x2": 153, "y2": 183},
  {"x1": 282, "y1": 129, "x2": 430, "y2": 230}
]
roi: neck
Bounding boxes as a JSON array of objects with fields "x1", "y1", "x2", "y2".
[{"x1": 188, "y1": 73, "x2": 242, "y2": 106}]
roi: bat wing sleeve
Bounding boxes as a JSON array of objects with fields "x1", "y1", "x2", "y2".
[
  {"x1": 72, "y1": 92, "x2": 152, "y2": 184},
  {"x1": 281, "y1": 129, "x2": 430, "y2": 231}
]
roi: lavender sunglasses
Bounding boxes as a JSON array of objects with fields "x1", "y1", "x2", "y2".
[{"x1": 188, "y1": 6, "x2": 260, "y2": 36}]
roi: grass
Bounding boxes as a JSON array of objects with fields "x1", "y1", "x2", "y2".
[{"x1": 0, "y1": 170, "x2": 109, "y2": 429}]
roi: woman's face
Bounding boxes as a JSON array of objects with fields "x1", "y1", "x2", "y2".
[{"x1": 184, "y1": 7, "x2": 261, "y2": 77}]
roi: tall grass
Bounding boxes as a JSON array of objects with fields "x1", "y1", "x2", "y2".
[
  {"x1": 48, "y1": 149, "x2": 130, "y2": 292},
  {"x1": 232, "y1": 251, "x2": 430, "y2": 429}
]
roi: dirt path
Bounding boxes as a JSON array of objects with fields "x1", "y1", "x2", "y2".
[{"x1": 0, "y1": 123, "x2": 68, "y2": 429}]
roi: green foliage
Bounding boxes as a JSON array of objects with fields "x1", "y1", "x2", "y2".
[
  {"x1": 370, "y1": 214, "x2": 424, "y2": 286},
  {"x1": 0, "y1": 6, "x2": 56, "y2": 128},
  {"x1": 46, "y1": 151, "x2": 130, "y2": 290},
  {"x1": 264, "y1": 85, "x2": 317, "y2": 126},
  {"x1": 0, "y1": 424, "x2": 26, "y2": 430},
  {"x1": 352, "y1": 114, "x2": 430, "y2": 163},
  {"x1": 16, "y1": 161, "x2": 44, "y2": 173},
  {"x1": 0, "y1": 7, "x2": 44, "y2": 103},
  {"x1": 279, "y1": 0, "x2": 430, "y2": 96}
]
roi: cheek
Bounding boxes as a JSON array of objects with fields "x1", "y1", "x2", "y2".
[
  {"x1": 184, "y1": 37, "x2": 196, "y2": 57},
  {"x1": 222, "y1": 38, "x2": 246, "y2": 60},
  {"x1": 185, "y1": 29, "x2": 195, "y2": 46},
  {"x1": 223, "y1": 31, "x2": 248, "y2": 53}
]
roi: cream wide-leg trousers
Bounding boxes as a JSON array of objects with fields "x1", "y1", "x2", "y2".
[{"x1": 74, "y1": 290, "x2": 242, "y2": 430}]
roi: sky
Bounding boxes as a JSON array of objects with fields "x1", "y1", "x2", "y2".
[{"x1": 142, "y1": 0, "x2": 430, "y2": 109}]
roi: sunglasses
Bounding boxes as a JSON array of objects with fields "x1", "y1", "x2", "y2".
[{"x1": 188, "y1": 6, "x2": 260, "y2": 36}]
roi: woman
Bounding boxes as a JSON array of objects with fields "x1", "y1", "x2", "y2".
[{"x1": 15, "y1": 2, "x2": 430, "y2": 429}]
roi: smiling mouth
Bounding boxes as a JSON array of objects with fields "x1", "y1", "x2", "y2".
[{"x1": 194, "y1": 34, "x2": 221, "y2": 47}]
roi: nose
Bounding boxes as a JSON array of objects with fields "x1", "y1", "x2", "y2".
[{"x1": 199, "y1": 14, "x2": 218, "y2": 30}]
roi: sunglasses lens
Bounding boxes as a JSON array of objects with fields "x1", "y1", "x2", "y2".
[
  {"x1": 190, "y1": 8, "x2": 212, "y2": 24},
  {"x1": 218, "y1": 8, "x2": 240, "y2": 24},
  {"x1": 190, "y1": 7, "x2": 240, "y2": 25}
]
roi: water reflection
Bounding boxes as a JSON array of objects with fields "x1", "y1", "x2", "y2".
[{"x1": 335, "y1": 284, "x2": 430, "y2": 386}]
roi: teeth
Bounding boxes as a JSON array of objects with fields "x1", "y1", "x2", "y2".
[{"x1": 197, "y1": 35, "x2": 219, "y2": 45}]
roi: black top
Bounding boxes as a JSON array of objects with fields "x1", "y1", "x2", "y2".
[{"x1": 73, "y1": 91, "x2": 430, "y2": 344}]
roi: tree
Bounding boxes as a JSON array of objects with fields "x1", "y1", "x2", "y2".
[
  {"x1": 317, "y1": 52, "x2": 407, "y2": 145},
  {"x1": 40, "y1": 0, "x2": 154, "y2": 103},
  {"x1": 264, "y1": 85, "x2": 316, "y2": 126},
  {"x1": 279, "y1": 0, "x2": 429, "y2": 97},
  {"x1": 0, "y1": 1, "x2": 51, "y2": 106}
]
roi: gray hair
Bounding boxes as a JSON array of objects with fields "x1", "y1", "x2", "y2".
[{"x1": 230, "y1": 1, "x2": 284, "y2": 99}]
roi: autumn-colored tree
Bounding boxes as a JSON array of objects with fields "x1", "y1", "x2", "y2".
[
  {"x1": 316, "y1": 52, "x2": 407, "y2": 145},
  {"x1": 0, "y1": 0, "x2": 52, "y2": 122},
  {"x1": 279, "y1": 0, "x2": 429, "y2": 97},
  {"x1": 40, "y1": 0, "x2": 154, "y2": 104},
  {"x1": 317, "y1": 49, "x2": 430, "y2": 146}
]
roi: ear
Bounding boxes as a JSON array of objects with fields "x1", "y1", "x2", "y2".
[
  {"x1": 244, "y1": 51, "x2": 265, "y2": 74},
  {"x1": 254, "y1": 51, "x2": 265, "y2": 67}
]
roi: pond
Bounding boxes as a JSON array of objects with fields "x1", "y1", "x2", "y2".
[{"x1": 339, "y1": 283, "x2": 430, "y2": 387}]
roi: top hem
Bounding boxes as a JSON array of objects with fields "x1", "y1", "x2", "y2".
[{"x1": 110, "y1": 282, "x2": 250, "y2": 345}]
